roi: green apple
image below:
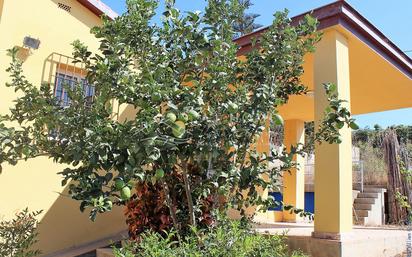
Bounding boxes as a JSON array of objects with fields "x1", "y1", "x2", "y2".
[
  {"x1": 187, "y1": 110, "x2": 200, "y2": 120},
  {"x1": 120, "y1": 186, "x2": 131, "y2": 200},
  {"x1": 228, "y1": 102, "x2": 238, "y2": 114},
  {"x1": 175, "y1": 121, "x2": 186, "y2": 129},
  {"x1": 178, "y1": 113, "x2": 189, "y2": 123},
  {"x1": 172, "y1": 121, "x2": 186, "y2": 138},
  {"x1": 106, "y1": 200, "x2": 113, "y2": 210},
  {"x1": 172, "y1": 127, "x2": 185, "y2": 138},
  {"x1": 155, "y1": 168, "x2": 165, "y2": 178},
  {"x1": 114, "y1": 178, "x2": 125, "y2": 190},
  {"x1": 165, "y1": 112, "x2": 177, "y2": 123},
  {"x1": 273, "y1": 114, "x2": 284, "y2": 126},
  {"x1": 151, "y1": 92, "x2": 162, "y2": 102}
]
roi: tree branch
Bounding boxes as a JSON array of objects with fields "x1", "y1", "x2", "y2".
[
  {"x1": 162, "y1": 179, "x2": 181, "y2": 239},
  {"x1": 181, "y1": 161, "x2": 196, "y2": 227}
]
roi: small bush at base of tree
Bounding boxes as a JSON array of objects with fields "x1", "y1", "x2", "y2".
[
  {"x1": 113, "y1": 216, "x2": 307, "y2": 257},
  {"x1": 0, "y1": 208, "x2": 42, "y2": 257}
]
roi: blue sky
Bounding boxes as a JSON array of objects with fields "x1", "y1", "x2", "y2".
[{"x1": 102, "y1": 0, "x2": 412, "y2": 128}]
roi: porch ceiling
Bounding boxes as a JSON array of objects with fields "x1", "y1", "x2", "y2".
[{"x1": 236, "y1": 1, "x2": 412, "y2": 122}]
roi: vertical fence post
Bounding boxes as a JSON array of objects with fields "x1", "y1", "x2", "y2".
[{"x1": 360, "y1": 161, "x2": 364, "y2": 193}]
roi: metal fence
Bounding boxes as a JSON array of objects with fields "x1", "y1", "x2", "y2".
[{"x1": 304, "y1": 160, "x2": 364, "y2": 192}]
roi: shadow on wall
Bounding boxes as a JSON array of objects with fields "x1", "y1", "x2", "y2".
[
  {"x1": 35, "y1": 102, "x2": 145, "y2": 254},
  {"x1": 34, "y1": 95, "x2": 142, "y2": 255},
  {"x1": 29, "y1": 55, "x2": 144, "y2": 255},
  {"x1": 0, "y1": 156, "x2": 127, "y2": 256},
  {"x1": 35, "y1": 184, "x2": 127, "y2": 255}
]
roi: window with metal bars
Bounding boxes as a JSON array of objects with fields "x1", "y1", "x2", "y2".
[{"x1": 53, "y1": 72, "x2": 95, "y2": 107}]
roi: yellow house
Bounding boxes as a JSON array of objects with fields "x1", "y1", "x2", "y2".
[
  {"x1": 235, "y1": 1, "x2": 412, "y2": 256},
  {"x1": 1, "y1": 0, "x2": 412, "y2": 256},
  {"x1": 0, "y1": 1, "x2": 127, "y2": 256}
]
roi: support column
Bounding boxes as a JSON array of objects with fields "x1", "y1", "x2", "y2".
[
  {"x1": 313, "y1": 30, "x2": 353, "y2": 239},
  {"x1": 253, "y1": 120, "x2": 274, "y2": 223},
  {"x1": 283, "y1": 119, "x2": 305, "y2": 222}
]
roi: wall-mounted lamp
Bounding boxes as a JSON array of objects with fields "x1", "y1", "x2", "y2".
[{"x1": 23, "y1": 36, "x2": 41, "y2": 50}]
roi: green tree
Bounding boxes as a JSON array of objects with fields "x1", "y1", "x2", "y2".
[
  {"x1": 0, "y1": 0, "x2": 356, "y2": 235},
  {"x1": 232, "y1": 0, "x2": 262, "y2": 37}
]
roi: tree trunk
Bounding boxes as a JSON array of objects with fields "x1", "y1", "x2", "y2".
[
  {"x1": 383, "y1": 129, "x2": 408, "y2": 224},
  {"x1": 162, "y1": 180, "x2": 180, "y2": 234},
  {"x1": 181, "y1": 161, "x2": 196, "y2": 227}
]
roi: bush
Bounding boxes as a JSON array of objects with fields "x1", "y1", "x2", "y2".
[
  {"x1": 113, "y1": 219, "x2": 306, "y2": 257},
  {"x1": 0, "y1": 208, "x2": 42, "y2": 257}
]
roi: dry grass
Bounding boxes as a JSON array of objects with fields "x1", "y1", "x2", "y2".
[{"x1": 357, "y1": 142, "x2": 388, "y2": 186}]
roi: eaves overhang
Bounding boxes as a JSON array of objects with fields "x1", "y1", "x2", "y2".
[
  {"x1": 77, "y1": 0, "x2": 118, "y2": 20},
  {"x1": 234, "y1": 1, "x2": 412, "y2": 79}
]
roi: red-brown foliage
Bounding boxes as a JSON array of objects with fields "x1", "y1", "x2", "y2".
[
  {"x1": 125, "y1": 182, "x2": 172, "y2": 240},
  {"x1": 124, "y1": 165, "x2": 218, "y2": 240}
]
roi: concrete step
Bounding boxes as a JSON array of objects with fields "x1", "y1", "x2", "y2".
[
  {"x1": 364, "y1": 185, "x2": 386, "y2": 188},
  {"x1": 353, "y1": 187, "x2": 385, "y2": 226},
  {"x1": 363, "y1": 187, "x2": 386, "y2": 193},
  {"x1": 357, "y1": 192, "x2": 379, "y2": 198},
  {"x1": 41, "y1": 231, "x2": 126, "y2": 257},
  {"x1": 354, "y1": 203, "x2": 372, "y2": 210},
  {"x1": 354, "y1": 198, "x2": 376, "y2": 204},
  {"x1": 354, "y1": 209, "x2": 369, "y2": 217},
  {"x1": 353, "y1": 216, "x2": 368, "y2": 225},
  {"x1": 97, "y1": 248, "x2": 114, "y2": 257}
]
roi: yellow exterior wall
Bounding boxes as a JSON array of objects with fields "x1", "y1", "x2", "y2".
[{"x1": 0, "y1": 0, "x2": 126, "y2": 255}]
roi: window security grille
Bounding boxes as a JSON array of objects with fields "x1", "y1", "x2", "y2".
[{"x1": 54, "y1": 73, "x2": 95, "y2": 107}]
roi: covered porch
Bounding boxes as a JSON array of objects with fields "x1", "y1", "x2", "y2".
[
  {"x1": 236, "y1": 1, "x2": 412, "y2": 255},
  {"x1": 254, "y1": 222, "x2": 409, "y2": 257}
]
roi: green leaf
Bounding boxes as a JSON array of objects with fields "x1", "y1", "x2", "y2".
[
  {"x1": 155, "y1": 168, "x2": 165, "y2": 178},
  {"x1": 273, "y1": 114, "x2": 284, "y2": 126},
  {"x1": 349, "y1": 122, "x2": 359, "y2": 130}
]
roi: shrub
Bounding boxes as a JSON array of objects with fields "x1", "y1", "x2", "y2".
[
  {"x1": 0, "y1": 208, "x2": 42, "y2": 257},
  {"x1": 113, "y1": 218, "x2": 306, "y2": 257}
]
